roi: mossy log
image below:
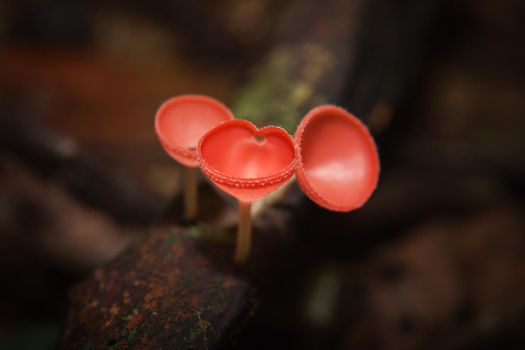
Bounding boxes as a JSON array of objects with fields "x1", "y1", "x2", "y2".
[{"x1": 60, "y1": 227, "x2": 257, "y2": 349}]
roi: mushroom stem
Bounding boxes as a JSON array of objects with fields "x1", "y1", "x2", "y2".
[
  {"x1": 183, "y1": 166, "x2": 198, "y2": 221},
  {"x1": 234, "y1": 201, "x2": 252, "y2": 264}
]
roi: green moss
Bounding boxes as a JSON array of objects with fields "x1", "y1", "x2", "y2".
[
  {"x1": 184, "y1": 226, "x2": 205, "y2": 239},
  {"x1": 183, "y1": 314, "x2": 218, "y2": 348},
  {"x1": 164, "y1": 232, "x2": 180, "y2": 246},
  {"x1": 182, "y1": 225, "x2": 232, "y2": 244},
  {"x1": 120, "y1": 315, "x2": 131, "y2": 322},
  {"x1": 233, "y1": 43, "x2": 335, "y2": 133},
  {"x1": 127, "y1": 326, "x2": 139, "y2": 342}
]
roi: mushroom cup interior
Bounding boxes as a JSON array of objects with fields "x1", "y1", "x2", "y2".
[
  {"x1": 298, "y1": 107, "x2": 379, "y2": 211},
  {"x1": 200, "y1": 122, "x2": 296, "y2": 180},
  {"x1": 156, "y1": 96, "x2": 233, "y2": 152}
]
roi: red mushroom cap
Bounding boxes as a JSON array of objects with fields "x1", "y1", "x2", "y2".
[
  {"x1": 155, "y1": 95, "x2": 234, "y2": 167},
  {"x1": 294, "y1": 105, "x2": 380, "y2": 212},
  {"x1": 198, "y1": 119, "x2": 298, "y2": 203}
]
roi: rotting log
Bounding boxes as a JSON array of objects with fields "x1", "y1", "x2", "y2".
[
  {"x1": 60, "y1": 0, "x2": 445, "y2": 348},
  {"x1": 60, "y1": 227, "x2": 257, "y2": 349}
]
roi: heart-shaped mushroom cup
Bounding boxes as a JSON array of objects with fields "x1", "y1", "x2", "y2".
[
  {"x1": 294, "y1": 105, "x2": 380, "y2": 212},
  {"x1": 199, "y1": 119, "x2": 298, "y2": 203},
  {"x1": 155, "y1": 95, "x2": 233, "y2": 221},
  {"x1": 198, "y1": 119, "x2": 298, "y2": 263}
]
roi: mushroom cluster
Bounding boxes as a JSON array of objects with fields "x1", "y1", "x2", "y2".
[{"x1": 155, "y1": 95, "x2": 380, "y2": 264}]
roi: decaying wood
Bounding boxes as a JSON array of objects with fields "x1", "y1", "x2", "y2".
[{"x1": 60, "y1": 227, "x2": 257, "y2": 349}]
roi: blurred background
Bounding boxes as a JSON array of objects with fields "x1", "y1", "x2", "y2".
[{"x1": 0, "y1": 0, "x2": 524, "y2": 349}]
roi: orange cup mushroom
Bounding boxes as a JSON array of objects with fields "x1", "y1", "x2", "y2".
[
  {"x1": 155, "y1": 95, "x2": 234, "y2": 221},
  {"x1": 294, "y1": 105, "x2": 380, "y2": 212},
  {"x1": 198, "y1": 119, "x2": 298, "y2": 263}
]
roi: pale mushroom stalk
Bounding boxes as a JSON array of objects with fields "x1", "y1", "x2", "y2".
[{"x1": 234, "y1": 201, "x2": 252, "y2": 264}]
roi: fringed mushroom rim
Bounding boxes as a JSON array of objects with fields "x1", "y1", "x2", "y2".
[
  {"x1": 294, "y1": 104, "x2": 380, "y2": 212},
  {"x1": 198, "y1": 119, "x2": 299, "y2": 189},
  {"x1": 154, "y1": 94, "x2": 234, "y2": 162}
]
